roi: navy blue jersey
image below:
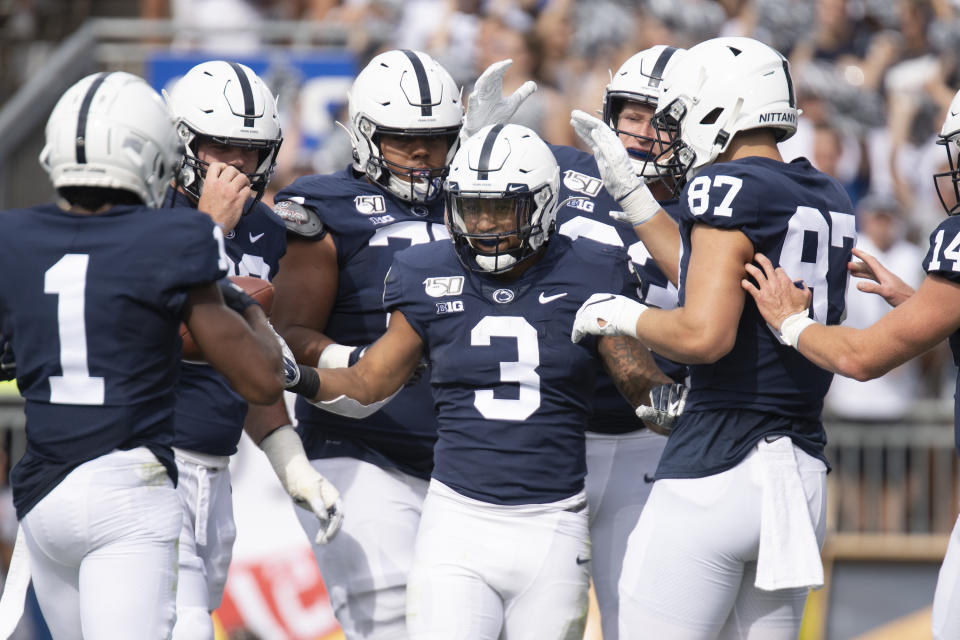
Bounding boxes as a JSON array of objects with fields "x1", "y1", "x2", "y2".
[
  {"x1": 552, "y1": 144, "x2": 686, "y2": 435},
  {"x1": 274, "y1": 168, "x2": 445, "y2": 478},
  {"x1": 162, "y1": 188, "x2": 287, "y2": 456},
  {"x1": 384, "y1": 234, "x2": 634, "y2": 505},
  {"x1": 657, "y1": 156, "x2": 855, "y2": 479},
  {"x1": 920, "y1": 215, "x2": 960, "y2": 455},
  {"x1": 0, "y1": 203, "x2": 227, "y2": 518}
]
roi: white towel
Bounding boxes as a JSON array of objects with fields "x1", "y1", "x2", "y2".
[
  {"x1": 0, "y1": 527, "x2": 30, "y2": 639},
  {"x1": 755, "y1": 436, "x2": 824, "y2": 591}
]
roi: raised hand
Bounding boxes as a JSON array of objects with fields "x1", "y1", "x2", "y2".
[
  {"x1": 461, "y1": 59, "x2": 537, "y2": 141},
  {"x1": 570, "y1": 110, "x2": 660, "y2": 226}
]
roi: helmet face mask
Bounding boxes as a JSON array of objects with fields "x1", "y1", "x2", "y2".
[
  {"x1": 934, "y1": 92, "x2": 960, "y2": 216},
  {"x1": 446, "y1": 124, "x2": 559, "y2": 274},
  {"x1": 166, "y1": 61, "x2": 283, "y2": 209},
  {"x1": 347, "y1": 50, "x2": 463, "y2": 204},
  {"x1": 39, "y1": 71, "x2": 181, "y2": 209}
]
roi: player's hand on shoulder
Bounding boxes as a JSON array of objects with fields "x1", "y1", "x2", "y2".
[
  {"x1": 636, "y1": 382, "x2": 688, "y2": 436},
  {"x1": 197, "y1": 161, "x2": 251, "y2": 233},
  {"x1": 849, "y1": 247, "x2": 914, "y2": 307},
  {"x1": 461, "y1": 59, "x2": 537, "y2": 142},
  {"x1": 571, "y1": 293, "x2": 647, "y2": 343}
]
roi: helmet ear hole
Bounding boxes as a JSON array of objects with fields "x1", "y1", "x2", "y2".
[{"x1": 700, "y1": 108, "x2": 724, "y2": 125}]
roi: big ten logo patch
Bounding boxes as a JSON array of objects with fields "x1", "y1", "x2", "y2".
[
  {"x1": 423, "y1": 276, "x2": 465, "y2": 298},
  {"x1": 435, "y1": 300, "x2": 464, "y2": 314},
  {"x1": 563, "y1": 170, "x2": 603, "y2": 197},
  {"x1": 566, "y1": 198, "x2": 595, "y2": 213},
  {"x1": 355, "y1": 195, "x2": 387, "y2": 214}
]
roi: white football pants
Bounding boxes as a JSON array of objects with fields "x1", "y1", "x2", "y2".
[
  {"x1": 618, "y1": 440, "x2": 827, "y2": 639},
  {"x1": 294, "y1": 457, "x2": 428, "y2": 639},
  {"x1": 585, "y1": 429, "x2": 666, "y2": 640},
  {"x1": 171, "y1": 448, "x2": 236, "y2": 640},
  {"x1": 21, "y1": 447, "x2": 181, "y2": 640},
  {"x1": 933, "y1": 510, "x2": 960, "y2": 639},
  {"x1": 406, "y1": 480, "x2": 590, "y2": 640}
]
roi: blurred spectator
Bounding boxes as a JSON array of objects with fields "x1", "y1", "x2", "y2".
[{"x1": 825, "y1": 194, "x2": 927, "y2": 421}]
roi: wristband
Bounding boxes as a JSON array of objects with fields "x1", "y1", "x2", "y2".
[
  {"x1": 288, "y1": 364, "x2": 320, "y2": 399},
  {"x1": 318, "y1": 343, "x2": 357, "y2": 369},
  {"x1": 617, "y1": 184, "x2": 661, "y2": 226},
  {"x1": 779, "y1": 311, "x2": 816, "y2": 349}
]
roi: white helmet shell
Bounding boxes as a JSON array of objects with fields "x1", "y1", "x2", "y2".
[
  {"x1": 446, "y1": 123, "x2": 559, "y2": 273},
  {"x1": 347, "y1": 49, "x2": 463, "y2": 203},
  {"x1": 934, "y1": 89, "x2": 960, "y2": 215},
  {"x1": 39, "y1": 71, "x2": 180, "y2": 208},
  {"x1": 165, "y1": 60, "x2": 282, "y2": 203},
  {"x1": 654, "y1": 36, "x2": 798, "y2": 181}
]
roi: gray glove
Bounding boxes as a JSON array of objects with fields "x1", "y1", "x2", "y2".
[
  {"x1": 461, "y1": 59, "x2": 537, "y2": 142},
  {"x1": 636, "y1": 382, "x2": 688, "y2": 434}
]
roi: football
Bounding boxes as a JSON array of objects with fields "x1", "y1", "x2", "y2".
[{"x1": 180, "y1": 276, "x2": 274, "y2": 362}]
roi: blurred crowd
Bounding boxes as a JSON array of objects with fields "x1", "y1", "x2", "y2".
[{"x1": 1, "y1": 0, "x2": 958, "y2": 411}]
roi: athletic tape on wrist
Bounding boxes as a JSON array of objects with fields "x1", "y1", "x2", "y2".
[
  {"x1": 779, "y1": 312, "x2": 816, "y2": 349},
  {"x1": 288, "y1": 364, "x2": 320, "y2": 399}
]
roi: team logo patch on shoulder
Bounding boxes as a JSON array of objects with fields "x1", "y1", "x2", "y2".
[
  {"x1": 370, "y1": 215, "x2": 396, "y2": 225},
  {"x1": 423, "y1": 276, "x2": 465, "y2": 297},
  {"x1": 566, "y1": 197, "x2": 595, "y2": 213},
  {"x1": 355, "y1": 195, "x2": 386, "y2": 215},
  {"x1": 492, "y1": 288, "x2": 515, "y2": 304},
  {"x1": 435, "y1": 300, "x2": 464, "y2": 315},
  {"x1": 563, "y1": 170, "x2": 603, "y2": 197}
]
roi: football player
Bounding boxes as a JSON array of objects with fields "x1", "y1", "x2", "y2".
[
  {"x1": 0, "y1": 72, "x2": 284, "y2": 640},
  {"x1": 286, "y1": 123, "x2": 670, "y2": 638},
  {"x1": 269, "y1": 50, "x2": 533, "y2": 638},
  {"x1": 742, "y1": 87, "x2": 960, "y2": 640},
  {"x1": 163, "y1": 60, "x2": 341, "y2": 640},
  {"x1": 570, "y1": 37, "x2": 855, "y2": 638},
  {"x1": 551, "y1": 45, "x2": 688, "y2": 640}
]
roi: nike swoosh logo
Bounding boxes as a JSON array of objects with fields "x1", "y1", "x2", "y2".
[
  {"x1": 576, "y1": 556, "x2": 590, "y2": 565},
  {"x1": 539, "y1": 292, "x2": 568, "y2": 304},
  {"x1": 249, "y1": 232, "x2": 265, "y2": 243}
]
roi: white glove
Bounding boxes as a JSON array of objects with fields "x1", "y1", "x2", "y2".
[
  {"x1": 266, "y1": 322, "x2": 301, "y2": 389},
  {"x1": 259, "y1": 426, "x2": 344, "y2": 544},
  {"x1": 461, "y1": 59, "x2": 537, "y2": 142},
  {"x1": 636, "y1": 382, "x2": 688, "y2": 434},
  {"x1": 570, "y1": 109, "x2": 661, "y2": 226},
  {"x1": 571, "y1": 293, "x2": 647, "y2": 343}
]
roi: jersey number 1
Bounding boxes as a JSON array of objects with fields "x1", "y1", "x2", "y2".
[{"x1": 45, "y1": 254, "x2": 105, "y2": 405}]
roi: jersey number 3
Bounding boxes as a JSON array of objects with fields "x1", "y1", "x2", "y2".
[{"x1": 470, "y1": 316, "x2": 540, "y2": 421}]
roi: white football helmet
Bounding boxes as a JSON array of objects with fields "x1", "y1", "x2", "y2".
[
  {"x1": 603, "y1": 45, "x2": 685, "y2": 183},
  {"x1": 652, "y1": 37, "x2": 798, "y2": 184},
  {"x1": 934, "y1": 89, "x2": 960, "y2": 216},
  {"x1": 445, "y1": 124, "x2": 559, "y2": 274},
  {"x1": 39, "y1": 71, "x2": 180, "y2": 208},
  {"x1": 346, "y1": 49, "x2": 463, "y2": 203},
  {"x1": 165, "y1": 60, "x2": 282, "y2": 207}
]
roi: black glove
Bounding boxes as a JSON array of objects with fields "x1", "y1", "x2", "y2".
[
  {"x1": 0, "y1": 335, "x2": 15, "y2": 381},
  {"x1": 217, "y1": 279, "x2": 260, "y2": 314}
]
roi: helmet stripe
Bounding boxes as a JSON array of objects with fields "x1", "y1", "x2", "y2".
[
  {"x1": 477, "y1": 123, "x2": 505, "y2": 180},
  {"x1": 400, "y1": 50, "x2": 433, "y2": 117},
  {"x1": 75, "y1": 72, "x2": 112, "y2": 164},
  {"x1": 648, "y1": 46, "x2": 678, "y2": 89},
  {"x1": 227, "y1": 62, "x2": 256, "y2": 127},
  {"x1": 782, "y1": 59, "x2": 796, "y2": 109}
]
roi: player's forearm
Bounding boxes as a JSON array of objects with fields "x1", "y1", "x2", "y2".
[
  {"x1": 632, "y1": 212, "x2": 681, "y2": 286},
  {"x1": 243, "y1": 398, "x2": 293, "y2": 445},
  {"x1": 278, "y1": 324, "x2": 337, "y2": 366},
  {"x1": 633, "y1": 306, "x2": 736, "y2": 364},
  {"x1": 600, "y1": 335, "x2": 672, "y2": 408}
]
